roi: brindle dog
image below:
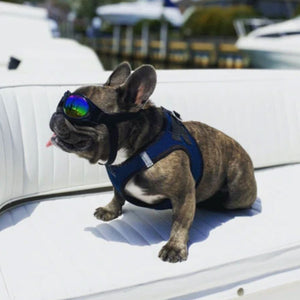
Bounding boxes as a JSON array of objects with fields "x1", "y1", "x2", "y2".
[{"x1": 49, "y1": 62, "x2": 257, "y2": 263}]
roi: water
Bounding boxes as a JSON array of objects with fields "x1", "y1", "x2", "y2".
[
  {"x1": 98, "y1": 53, "x2": 247, "y2": 70},
  {"x1": 98, "y1": 54, "x2": 197, "y2": 70}
]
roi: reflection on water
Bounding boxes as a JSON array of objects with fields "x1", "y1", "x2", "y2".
[
  {"x1": 98, "y1": 54, "x2": 195, "y2": 70},
  {"x1": 82, "y1": 37, "x2": 248, "y2": 70},
  {"x1": 98, "y1": 54, "x2": 247, "y2": 70}
]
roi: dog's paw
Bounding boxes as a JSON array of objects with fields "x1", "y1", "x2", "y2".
[
  {"x1": 94, "y1": 207, "x2": 121, "y2": 221},
  {"x1": 158, "y1": 242, "x2": 188, "y2": 263}
]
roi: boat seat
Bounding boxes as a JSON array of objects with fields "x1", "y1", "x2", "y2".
[{"x1": 0, "y1": 69, "x2": 300, "y2": 299}]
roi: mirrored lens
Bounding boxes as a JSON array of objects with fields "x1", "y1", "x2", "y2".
[{"x1": 63, "y1": 95, "x2": 89, "y2": 118}]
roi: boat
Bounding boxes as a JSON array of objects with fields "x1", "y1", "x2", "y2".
[
  {"x1": 96, "y1": 0, "x2": 184, "y2": 27},
  {"x1": 0, "y1": 1, "x2": 103, "y2": 73},
  {"x1": 0, "y1": 69, "x2": 300, "y2": 299},
  {"x1": 235, "y1": 17, "x2": 300, "y2": 68}
]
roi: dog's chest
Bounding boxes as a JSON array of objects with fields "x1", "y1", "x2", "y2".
[
  {"x1": 112, "y1": 148, "x2": 164, "y2": 204},
  {"x1": 124, "y1": 178, "x2": 164, "y2": 204}
]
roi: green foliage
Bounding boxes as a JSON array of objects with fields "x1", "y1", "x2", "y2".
[
  {"x1": 100, "y1": 21, "x2": 114, "y2": 34},
  {"x1": 133, "y1": 19, "x2": 175, "y2": 35},
  {"x1": 77, "y1": 0, "x2": 99, "y2": 19},
  {"x1": 183, "y1": 5, "x2": 258, "y2": 37},
  {"x1": 1, "y1": 0, "x2": 28, "y2": 2},
  {"x1": 294, "y1": 4, "x2": 300, "y2": 16}
]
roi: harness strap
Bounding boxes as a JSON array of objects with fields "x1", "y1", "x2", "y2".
[
  {"x1": 98, "y1": 111, "x2": 144, "y2": 165},
  {"x1": 106, "y1": 108, "x2": 203, "y2": 210},
  {"x1": 106, "y1": 124, "x2": 119, "y2": 165}
]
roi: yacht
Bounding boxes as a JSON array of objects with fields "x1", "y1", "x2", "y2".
[
  {"x1": 0, "y1": 1, "x2": 103, "y2": 73},
  {"x1": 97, "y1": 0, "x2": 184, "y2": 27},
  {"x1": 236, "y1": 17, "x2": 300, "y2": 68}
]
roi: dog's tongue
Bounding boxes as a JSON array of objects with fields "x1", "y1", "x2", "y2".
[
  {"x1": 46, "y1": 134, "x2": 56, "y2": 147},
  {"x1": 46, "y1": 139, "x2": 52, "y2": 147}
]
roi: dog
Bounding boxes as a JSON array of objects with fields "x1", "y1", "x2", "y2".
[{"x1": 49, "y1": 62, "x2": 257, "y2": 263}]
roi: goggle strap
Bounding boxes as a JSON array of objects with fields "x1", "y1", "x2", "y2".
[
  {"x1": 106, "y1": 124, "x2": 119, "y2": 165},
  {"x1": 102, "y1": 111, "x2": 140, "y2": 124},
  {"x1": 58, "y1": 91, "x2": 143, "y2": 165}
]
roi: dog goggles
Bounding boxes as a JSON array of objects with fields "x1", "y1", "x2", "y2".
[
  {"x1": 58, "y1": 91, "x2": 108, "y2": 126},
  {"x1": 57, "y1": 90, "x2": 143, "y2": 164},
  {"x1": 58, "y1": 91, "x2": 142, "y2": 126}
]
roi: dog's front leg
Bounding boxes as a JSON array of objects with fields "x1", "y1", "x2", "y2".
[
  {"x1": 94, "y1": 190, "x2": 125, "y2": 221},
  {"x1": 159, "y1": 189, "x2": 196, "y2": 263}
]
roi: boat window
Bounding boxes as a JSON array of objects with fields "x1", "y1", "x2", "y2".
[{"x1": 257, "y1": 31, "x2": 300, "y2": 38}]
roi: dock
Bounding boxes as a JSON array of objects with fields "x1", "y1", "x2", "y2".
[{"x1": 80, "y1": 36, "x2": 249, "y2": 69}]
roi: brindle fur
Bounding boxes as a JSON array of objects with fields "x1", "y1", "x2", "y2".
[{"x1": 50, "y1": 62, "x2": 257, "y2": 263}]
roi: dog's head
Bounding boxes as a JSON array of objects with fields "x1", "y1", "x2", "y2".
[{"x1": 49, "y1": 62, "x2": 157, "y2": 164}]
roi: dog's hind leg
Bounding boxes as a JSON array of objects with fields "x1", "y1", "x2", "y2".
[
  {"x1": 196, "y1": 189, "x2": 229, "y2": 211},
  {"x1": 223, "y1": 157, "x2": 257, "y2": 210}
]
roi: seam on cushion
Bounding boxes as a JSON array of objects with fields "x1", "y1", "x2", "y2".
[
  {"x1": 45, "y1": 87, "x2": 55, "y2": 191},
  {"x1": 0, "y1": 77, "x2": 289, "y2": 91},
  {"x1": 0, "y1": 129, "x2": 6, "y2": 201},
  {"x1": 7, "y1": 210, "x2": 16, "y2": 226},
  {"x1": 52, "y1": 90, "x2": 59, "y2": 190},
  {"x1": 0, "y1": 83, "x2": 95, "y2": 90},
  {"x1": 30, "y1": 88, "x2": 40, "y2": 192},
  {"x1": 128, "y1": 210, "x2": 165, "y2": 241},
  {"x1": 49, "y1": 87, "x2": 70, "y2": 190},
  {"x1": 14, "y1": 91, "x2": 25, "y2": 199},
  {"x1": 2, "y1": 92, "x2": 16, "y2": 201},
  {"x1": 15, "y1": 89, "x2": 31, "y2": 198},
  {"x1": 119, "y1": 218, "x2": 151, "y2": 246},
  {"x1": 0, "y1": 93, "x2": 9, "y2": 203},
  {"x1": 92, "y1": 226, "x2": 108, "y2": 241},
  {"x1": 68, "y1": 144, "x2": 71, "y2": 187},
  {"x1": 109, "y1": 222, "x2": 133, "y2": 244},
  {"x1": 0, "y1": 265, "x2": 11, "y2": 300},
  {"x1": 193, "y1": 215, "x2": 219, "y2": 234},
  {"x1": 0, "y1": 184, "x2": 113, "y2": 213},
  {"x1": 83, "y1": 159, "x2": 87, "y2": 186},
  {"x1": 98, "y1": 223, "x2": 130, "y2": 244}
]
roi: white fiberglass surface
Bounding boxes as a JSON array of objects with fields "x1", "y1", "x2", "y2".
[{"x1": 0, "y1": 164, "x2": 299, "y2": 300}]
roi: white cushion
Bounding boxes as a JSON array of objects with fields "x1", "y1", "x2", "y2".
[
  {"x1": 0, "y1": 85, "x2": 111, "y2": 211},
  {"x1": 0, "y1": 164, "x2": 299, "y2": 299},
  {"x1": 0, "y1": 69, "x2": 299, "y2": 209},
  {"x1": 0, "y1": 69, "x2": 300, "y2": 299},
  {"x1": 155, "y1": 69, "x2": 300, "y2": 168}
]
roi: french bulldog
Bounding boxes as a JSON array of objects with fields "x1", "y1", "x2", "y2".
[{"x1": 49, "y1": 62, "x2": 257, "y2": 263}]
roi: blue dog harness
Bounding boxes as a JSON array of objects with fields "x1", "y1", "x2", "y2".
[{"x1": 106, "y1": 108, "x2": 203, "y2": 210}]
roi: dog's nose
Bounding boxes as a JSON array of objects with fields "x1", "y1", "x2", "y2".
[{"x1": 49, "y1": 113, "x2": 70, "y2": 138}]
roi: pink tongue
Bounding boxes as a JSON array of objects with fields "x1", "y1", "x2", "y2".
[
  {"x1": 46, "y1": 139, "x2": 52, "y2": 147},
  {"x1": 46, "y1": 134, "x2": 56, "y2": 147}
]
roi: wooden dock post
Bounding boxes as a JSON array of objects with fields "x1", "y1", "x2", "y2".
[
  {"x1": 112, "y1": 25, "x2": 121, "y2": 55},
  {"x1": 160, "y1": 20, "x2": 168, "y2": 60},
  {"x1": 125, "y1": 25, "x2": 133, "y2": 56},
  {"x1": 141, "y1": 22, "x2": 149, "y2": 57}
]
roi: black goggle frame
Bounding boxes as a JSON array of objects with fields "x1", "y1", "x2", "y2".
[{"x1": 57, "y1": 90, "x2": 143, "y2": 165}]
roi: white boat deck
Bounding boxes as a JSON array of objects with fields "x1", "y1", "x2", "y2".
[
  {"x1": 0, "y1": 69, "x2": 299, "y2": 299},
  {"x1": 0, "y1": 164, "x2": 299, "y2": 299}
]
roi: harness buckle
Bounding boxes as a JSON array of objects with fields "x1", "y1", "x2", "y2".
[{"x1": 172, "y1": 110, "x2": 182, "y2": 121}]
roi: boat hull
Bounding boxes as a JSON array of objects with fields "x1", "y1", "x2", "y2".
[{"x1": 241, "y1": 49, "x2": 300, "y2": 69}]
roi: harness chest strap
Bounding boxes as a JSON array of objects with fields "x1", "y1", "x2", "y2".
[{"x1": 106, "y1": 108, "x2": 203, "y2": 210}]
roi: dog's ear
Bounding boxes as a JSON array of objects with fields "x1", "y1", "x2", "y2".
[
  {"x1": 118, "y1": 65, "x2": 157, "y2": 107},
  {"x1": 105, "y1": 62, "x2": 132, "y2": 87}
]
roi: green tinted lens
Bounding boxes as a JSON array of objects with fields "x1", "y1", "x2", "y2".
[{"x1": 63, "y1": 95, "x2": 89, "y2": 118}]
